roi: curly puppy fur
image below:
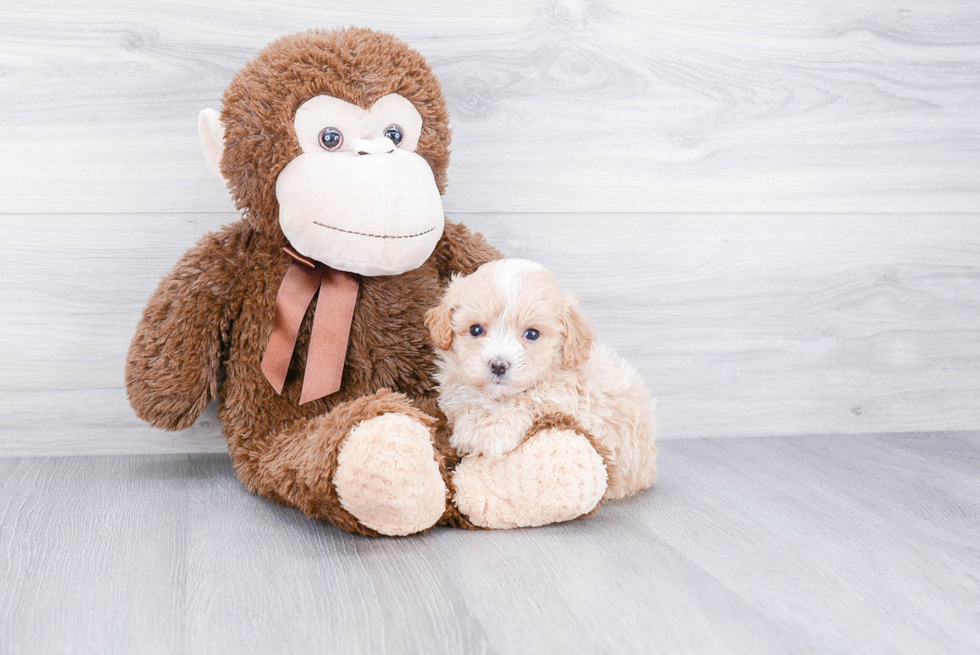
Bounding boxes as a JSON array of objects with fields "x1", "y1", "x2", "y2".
[
  {"x1": 428, "y1": 259, "x2": 658, "y2": 500},
  {"x1": 125, "y1": 28, "x2": 501, "y2": 535}
]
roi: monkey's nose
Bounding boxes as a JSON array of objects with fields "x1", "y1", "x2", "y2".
[
  {"x1": 489, "y1": 359, "x2": 509, "y2": 377},
  {"x1": 349, "y1": 137, "x2": 397, "y2": 156}
]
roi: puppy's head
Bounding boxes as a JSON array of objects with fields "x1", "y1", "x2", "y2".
[{"x1": 425, "y1": 259, "x2": 595, "y2": 398}]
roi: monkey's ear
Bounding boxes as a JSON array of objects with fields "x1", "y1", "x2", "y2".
[
  {"x1": 424, "y1": 300, "x2": 456, "y2": 350},
  {"x1": 198, "y1": 108, "x2": 226, "y2": 182},
  {"x1": 560, "y1": 293, "x2": 596, "y2": 369}
]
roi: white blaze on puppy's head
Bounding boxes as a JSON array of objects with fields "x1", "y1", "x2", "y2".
[{"x1": 425, "y1": 259, "x2": 596, "y2": 399}]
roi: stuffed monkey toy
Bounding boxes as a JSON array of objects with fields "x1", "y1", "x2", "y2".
[{"x1": 126, "y1": 27, "x2": 610, "y2": 536}]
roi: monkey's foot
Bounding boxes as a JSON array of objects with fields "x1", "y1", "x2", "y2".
[
  {"x1": 334, "y1": 413, "x2": 447, "y2": 536},
  {"x1": 452, "y1": 428, "x2": 607, "y2": 529}
]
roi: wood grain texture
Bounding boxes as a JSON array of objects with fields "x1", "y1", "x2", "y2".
[
  {"x1": 640, "y1": 432, "x2": 980, "y2": 655},
  {"x1": 0, "y1": 0, "x2": 978, "y2": 214},
  {"x1": 1, "y1": 433, "x2": 977, "y2": 654},
  {"x1": 1, "y1": 212, "x2": 978, "y2": 455}
]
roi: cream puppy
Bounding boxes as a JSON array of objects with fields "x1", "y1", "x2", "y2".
[{"x1": 425, "y1": 259, "x2": 657, "y2": 500}]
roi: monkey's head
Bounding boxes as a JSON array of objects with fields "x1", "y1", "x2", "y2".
[{"x1": 199, "y1": 28, "x2": 451, "y2": 276}]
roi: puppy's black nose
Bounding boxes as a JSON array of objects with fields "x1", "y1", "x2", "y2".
[{"x1": 489, "y1": 359, "x2": 509, "y2": 376}]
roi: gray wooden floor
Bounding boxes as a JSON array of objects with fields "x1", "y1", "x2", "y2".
[{"x1": 2, "y1": 433, "x2": 978, "y2": 655}]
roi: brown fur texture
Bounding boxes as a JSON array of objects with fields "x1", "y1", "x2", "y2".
[{"x1": 126, "y1": 29, "x2": 501, "y2": 536}]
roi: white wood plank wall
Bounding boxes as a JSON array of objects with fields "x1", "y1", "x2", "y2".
[{"x1": 0, "y1": 1, "x2": 978, "y2": 455}]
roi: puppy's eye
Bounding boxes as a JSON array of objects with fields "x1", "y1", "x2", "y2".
[
  {"x1": 318, "y1": 127, "x2": 344, "y2": 151},
  {"x1": 523, "y1": 329, "x2": 540, "y2": 341},
  {"x1": 469, "y1": 324, "x2": 485, "y2": 337},
  {"x1": 382, "y1": 124, "x2": 404, "y2": 146}
]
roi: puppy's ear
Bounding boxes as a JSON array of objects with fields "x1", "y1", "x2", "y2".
[
  {"x1": 560, "y1": 293, "x2": 596, "y2": 369},
  {"x1": 425, "y1": 298, "x2": 456, "y2": 350}
]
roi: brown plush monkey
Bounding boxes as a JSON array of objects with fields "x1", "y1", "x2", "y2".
[{"x1": 126, "y1": 28, "x2": 609, "y2": 536}]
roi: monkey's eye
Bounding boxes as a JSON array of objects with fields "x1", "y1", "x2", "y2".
[
  {"x1": 382, "y1": 124, "x2": 404, "y2": 147},
  {"x1": 469, "y1": 324, "x2": 485, "y2": 337},
  {"x1": 523, "y1": 329, "x2": 540, "y2": 341},
  {"x1": 318, "y1": 127, "x2": 344, "y2": 151}
]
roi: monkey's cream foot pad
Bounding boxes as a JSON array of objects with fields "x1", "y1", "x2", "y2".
[{"x1": 334, "y1": 412, "x2": 447, "y2": 536}]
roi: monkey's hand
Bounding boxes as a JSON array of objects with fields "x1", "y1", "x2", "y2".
[{"x1": 125, "y1": 225, "x2": 246, "y2": 431}]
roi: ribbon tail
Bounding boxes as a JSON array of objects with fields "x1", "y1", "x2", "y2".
[
  {"x1": 261, "y1": 261, "x2": 323, "y2": 394},
  {"x1": 300, "y1": 269, "x2": 360, "y2": 404}
]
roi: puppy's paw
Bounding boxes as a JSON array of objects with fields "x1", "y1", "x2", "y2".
[
  {"x1": 452, "y1": 428, "x2": 607, "y2": 529},
  {"x1": 451, "y1": 405, "x2": 535, "y2": 459}
]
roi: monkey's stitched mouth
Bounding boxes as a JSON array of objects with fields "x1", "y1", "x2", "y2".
[{"x1": 313, "y1": 222, "x2": 436, "y2": 239}]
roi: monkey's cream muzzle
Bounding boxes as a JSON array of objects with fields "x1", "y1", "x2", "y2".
[
  {"x1": 276, "y1": 145, "x2": 443, "y2": 276},
  {"x1": 274, "y1": 94, "x2": 446, "y2": 277}
]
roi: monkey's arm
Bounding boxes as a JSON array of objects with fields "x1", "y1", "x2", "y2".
[
  {"x1": 433, "y1": 219, "x2": 503, "y2": 279},
  {"x1": 125, "y1": 224, "x2": 248, "y2": 431}
]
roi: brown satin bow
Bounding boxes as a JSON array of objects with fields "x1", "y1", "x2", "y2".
[{"x1": 261, "y1": 246, "x2": 360, "y2": 404}]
